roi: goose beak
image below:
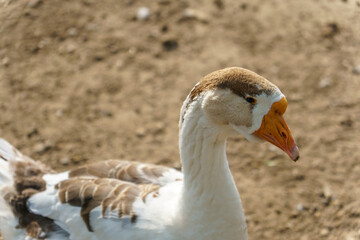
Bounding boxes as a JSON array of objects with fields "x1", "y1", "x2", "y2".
[{"x1": 254, "y1": 97, "x2": 299, "y2": 161}]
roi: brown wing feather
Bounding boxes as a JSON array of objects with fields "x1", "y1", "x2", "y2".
[
  {"x1": 69, "y1": 160, "x2": 171, "y2": 185},
  {"x1": 4, "y1": 159, "x2": 58, "y2": 239},
  {"x1": 55, "y1": 177, "x2": 160, "y2": 232}
]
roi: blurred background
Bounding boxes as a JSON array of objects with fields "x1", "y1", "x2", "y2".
[{"x1": 0, "y1": 0, "x2": 359, "y2": 239}]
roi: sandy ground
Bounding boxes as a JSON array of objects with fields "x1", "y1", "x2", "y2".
[{"x1": 0, "y1": 0, "x2": 360, "y2": 239}]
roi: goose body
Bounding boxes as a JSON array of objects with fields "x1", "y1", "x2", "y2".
[{"x1": 0, "y1": 67, "x2": 299, "y2": 240}]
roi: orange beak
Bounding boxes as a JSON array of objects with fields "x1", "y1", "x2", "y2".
[{"x1": 254, "y1": 97, "x2": 300, "y2": 161}]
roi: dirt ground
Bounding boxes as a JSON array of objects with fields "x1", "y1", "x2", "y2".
[{"x1": 0, "y1": 0, "x2": 360, "y2": 239}]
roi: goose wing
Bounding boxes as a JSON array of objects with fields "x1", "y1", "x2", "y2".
[
  {"x1": 25, "y1": 161, "x2": 183, "y2": 240},
  {"x1": 0, "y1": 138, "x2": 183, "y2": 239},
  {"x1": 68, "y1": 159, "x2": 183, "y2": 185}
]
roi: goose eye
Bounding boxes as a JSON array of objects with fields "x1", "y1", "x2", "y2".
[{"x1": 245, "y1": 97, "x2": 256, "y2": 104}]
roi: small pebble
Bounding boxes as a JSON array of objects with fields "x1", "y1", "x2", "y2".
[
  {"x1": 27, "y1": 0, "x2": 42, "y2": 8},
  {"x1": 214, "y1": 0, "x2": 224, "y2": 9},
  {"x1": 38, "y1": 38, "x2": 50, "y2": 48},
  {"x1": 136, "y1": 128, "x2": 146, "y2": 137},
  {"x1": 136, "y1": 7, "x2": 151, "y2": 21},
  {"x1": 93, "y1": 55, "x2": 104, "y2": 61},
  {"x1": 56, "y1": 109, "x2": 63, "y2": 117},
  {"x1": 322, "y1": 22, "x2": 339, "y2": 38},
  {"x1": 82, "y1": 0, "x2": 94, "y2": 5},
  {"x1": 150, "y1": 29, "x2": 160, "y2": 38},
  {"x1": 33, "y1": 141, "x2": 52, "y2": 154},
  {"x1": 101, "y1": 110, "x2": 113, "y2": 117},
  {"x1": 353, "y1": 65, "x2": 360, "y2": 75},
  {"x1": 66, "y1": 44, "x2": 76, "y2": 53},
  {"x1": 296, "y1": 204, "x2": 304, "y2": 212},
  {"x1": 314, "y1": 211, "x2": 321, "y2": 218},
  {"x1": 181, "y1": 8, "x2": 209, "y2": 23},
  {"x1": 2, "y1": 57, "x2": 9, "y2": 66},
  {"x1": 318, "y1": 77, "x2": 332, "y2": 88},
  {"x1": 125, "y1": 0, "x2": 134, "y2": 5},
  {"x1": 86, "y1": 22, "x2": 98, "y2": 31},
  {"x1": 162, "y1": 40, "x2": 178, "y2": 51},
  {"x1": 323, "y1": 185, "x2": 332, "y2": 198},
  {"x1": 115, "y1": 59, "x2": 125, "y2": 69},
  {"x1": 33, "y1": 143, "x2": 46, "y2": 153},
  {"x1": 320, "y1": 228, "x2": 329, "y2": 236},
  {"x1": 128, "y1": 47, "x2": 137, "y2": 56},
  {"x1": 266, "y1": 160, "x2": 277, "y2": 167},
  {"x1": 67, "y1": 27, "x2": 78, "y2": 37},
  {"x1": 60, "y1": 157, "x2": 70, "y2": 165},
  {"x1": 27, "y1": 128, "x2": 39, "y2": 138},
  {"x1": 340, "y1": 118, "x2": 353, "y2": 127},
  {"x1": 71, "y1": 155, "x2": 84, "y2": 164},
  {"x1": 153, "y1": 122, "x2": 165, "y2": 135}
]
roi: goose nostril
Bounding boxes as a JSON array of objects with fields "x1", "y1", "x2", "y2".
[{"x1": 281, "y1": 131, "x2": 287, "y2": 138}]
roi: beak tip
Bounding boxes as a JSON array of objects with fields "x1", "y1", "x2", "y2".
[{"x1": 290, "y1": 145, "x2": 300, "y2": 162}]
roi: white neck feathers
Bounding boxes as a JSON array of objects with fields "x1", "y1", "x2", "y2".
[{"x1": 177, "y1": 95, "x2": 248, "y2": 240}]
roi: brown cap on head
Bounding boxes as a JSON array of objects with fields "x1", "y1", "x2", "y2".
[{"x1": 190, "y1": 67, "x2": 277, "y2": 101}]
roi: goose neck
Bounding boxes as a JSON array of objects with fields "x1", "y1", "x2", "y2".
[{"x1": 178, "y1": 104, "x2": 247, "y2": 239}]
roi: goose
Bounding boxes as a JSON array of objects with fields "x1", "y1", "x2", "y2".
[{"x1": 0, "y1": 67, "x2": 299, "y2": 240}]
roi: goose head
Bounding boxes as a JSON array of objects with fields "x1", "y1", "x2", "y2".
[{"x1": 182, "y1": 67, "x2": 299, "y2": 161}]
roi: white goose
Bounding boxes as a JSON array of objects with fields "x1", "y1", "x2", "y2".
[{"x1": 0, "y1": 67, "x2": 299, "y2": 240}]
